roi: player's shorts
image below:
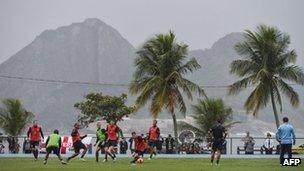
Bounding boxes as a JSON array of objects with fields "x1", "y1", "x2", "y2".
[
  {"x1": 73, "y1": 141, "x2": 86, "y2": 153},
  {"x1": 46, "y1": 146, "x2": 60, "y2": 155},
  {"x1": 30, "y1": 141, "x2": 40, "y2": 149},
  {"x1": 135, "y1": 150, "x2": 144, "y2": 156},
  {"x1": 212, "y1": 139, "x2": 223, "y2": 151},
  {"x1": 107, "y1": 140, "x2": 118, "y2": 147},
  {"x1": 148, "y1": 140, "x2": 157, "y2": 148},
  {"x1": 97, "y1": 141, "x2": 106, "y2": 149}
]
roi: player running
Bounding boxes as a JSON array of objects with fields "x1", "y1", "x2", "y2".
[
  {"x1": 130, "y1": 134, "x2": 147, "y2": 165},
  {"x1": 27, "y1": 120, "x2": 44, "y2": 161},
  {"x1": 67, "y1": 123, "x2": 88, "y2": 162},
  {"x1": 148, "y1": 119, "x2": 160, "y2": 160},
  {"x1": 209, "y1": 119, "x2": 227, "y2": 166},
  {"x1": 43, "y1": 129, "x2": 66, "y2": 165},
  {"x1": 104, "y1": 120, "x2": 121, "y2": 162},
  {"x1": 94, "y1": 122, "x2": 107, "y2": 162}
]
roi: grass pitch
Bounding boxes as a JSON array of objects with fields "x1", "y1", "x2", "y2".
[{"x1": 0, "y1": 157, "x2": 303, "y2": 171}]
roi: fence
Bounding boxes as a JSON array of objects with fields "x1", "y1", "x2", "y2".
[{"x1": 0, "y1": 135, "x2": 303, "y2": 155}]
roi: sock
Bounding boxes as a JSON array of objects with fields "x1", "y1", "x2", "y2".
[
  {"x1": 96, "y1": 152, "x2": 99, "y2": 162},
  {"x1": 35, "y1": 150, "x2": 39, "y2": 159},
  {"x1": 109, "y1": 153, "x2": 115, "y2": 159}
]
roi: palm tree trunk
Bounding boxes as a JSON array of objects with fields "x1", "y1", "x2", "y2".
[
  {"x1": 171, "y1": 112, "x2": 178, "y2": 142},
  {"x1": 270, "y1": 90, "x2": 280, "y2": 128},
  {"x1": 171, "y1": 111, "x2": 180, "y2": 153}
]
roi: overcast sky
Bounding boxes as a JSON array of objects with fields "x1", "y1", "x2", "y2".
[{"x1": 0, "y1": 0, "x2": 303, "y2": 66}]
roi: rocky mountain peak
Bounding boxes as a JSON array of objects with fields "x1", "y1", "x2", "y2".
[
  {"x1": 83, "y1": 18, "x2": 106, "y2": 26},
  {"x1": 211, "y1": 32, "x2": 243, "y2": 50}
]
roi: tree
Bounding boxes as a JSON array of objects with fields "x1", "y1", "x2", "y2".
[
  {"x1": 178, "y1": 98, "x2": 237, "y2": 139},
  {"x1": 74, "y1": 92, "x2": 136, "y2": 126},
  {"x1": 129, "y1": 31, "x2": 205, "y2": 142},
  {"x1": 229, "y1": 24, "x2": 304, "y2": 128},
  {"x1": 0, "y1": 99, "x2": 34, "y2": 152}
]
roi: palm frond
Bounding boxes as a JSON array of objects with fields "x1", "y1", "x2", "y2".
[
  {"x1": 177, "y1": 121, "x2": 204, "y2": 138},
  {"x1": 244, "y1": 83, "x2": 270, "y2": 115},
  {"x1": 230, "y1": 59, "x2": 259, "y2": 77},
  {"x1": 0, "y1": 99, "x2": 34, "y2": 136},
  {"x1": 272, "y1": 80, "x2": 283, "y2": 112},
  {"x1": 228, "y1": 75, "x2": 255, "y2": 95},
  {"x1": 277, "y1": 79, "x2": 299, "y2": 107},
  {"x1": 177, "y1": 58, "x2": 201, "y2": 75},
  {"x1": 178, "y1": 98, "x2": 236, "y2": 138},
  {"x1": 175, "y1": 90, "x2": 187, "y2": 116},
  {"x1": 277, "y1": 65, "x2": 304, "y2": 85}
]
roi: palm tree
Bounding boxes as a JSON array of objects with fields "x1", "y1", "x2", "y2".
[
  {"x1": 129, "y1": 31, "x2": 205, "y2": 141},
  {"x1": 0, "y1": 99, "x2": 34, "y2": 152},
  {"x1": 229, "y1": 25, "x2": 304, "y2": 128},
  {"x1": 178, "y1": 98, "x2": 237, "y2": 139}
]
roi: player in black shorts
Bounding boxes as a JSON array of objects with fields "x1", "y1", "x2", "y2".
[
  {"x1": 43, "y1": 130, "x2": 66, "y2": 165},
  {"x1": 67, "y1": 123, "x2": 87, "y2": 162},
  {"x1": 209, "y1": 119, "x2": 227, "y2": 165},
  {"x1": 94, "y1": 122, "x2": 107, "y2": 162}
]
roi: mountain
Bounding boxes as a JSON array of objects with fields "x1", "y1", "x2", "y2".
[
  {"x1": 0, "y1": 19, "x2": 303, "y2": 136},
  {"x1": 0, "y1": 18, "x2": 135, "y2": 83},
  {"x1": 0, "y1": 18, "x2": 135, "y2": 132}
]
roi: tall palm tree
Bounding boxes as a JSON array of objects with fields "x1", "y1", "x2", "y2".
[
  {"x1": 229, "y1": 25, "x2": 304, "y2": 128},
  {"x1": 0, "y1": 99, "x2": 34, "y2": 152},
  {"x1": 129, "y1": 31, "x2": 205, "y2": 141},
  {"x1": 178, "y1": 98, "x2": 237, "y2": 139}
]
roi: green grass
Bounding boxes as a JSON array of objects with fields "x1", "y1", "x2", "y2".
[{"x1": 0, "y1": 157, "x2": 303, "y2": 171}]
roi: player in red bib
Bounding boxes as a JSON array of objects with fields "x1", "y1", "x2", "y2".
[
  {"x1": 27, "y1": 120, "x2": 44, "y2": 161},
  {"x1": 130, "y1": 133, "x2": 148, "y2": 165},
  {"x1": 148, "y1": 119, "x2": 160, "y2": 159},
  {"x1": 67, "y1": 123, "x2": 87, "y2": 162},
  {"x1": 104, "y1": 120, "x2": 121, "y2": 162}
]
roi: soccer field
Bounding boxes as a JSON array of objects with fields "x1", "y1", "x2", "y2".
[{"x1": 0, "y1": 157, "x2": 302, "y2": 171}]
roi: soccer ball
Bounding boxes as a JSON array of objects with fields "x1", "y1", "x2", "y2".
[{"x1": 137, "y1": 157, "x2": 144, "y2": 164}]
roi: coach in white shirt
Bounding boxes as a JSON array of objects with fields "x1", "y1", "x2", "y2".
[{"x1": 263, "y1": 133, "x2": 274, "y2": 154}]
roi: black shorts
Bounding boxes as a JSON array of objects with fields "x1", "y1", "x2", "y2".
[
  {"x1": 73, "y1": 141, "x2": 86, "y2": 153},
  {"x1": 212, "y1": 139, "x2": 223, "y2": 151},
  {"x1": 148, "y1": 140, "x2": 157, "y2": 148},
  {"x1": 107, "y1": 140, "x2": 118, "y2": 147},
  {"x1": 30, "y1": 141, "x2": 40, "y2": 149},
  {"x1": 97, "y1": 141, "x2": 106, "y2": 149},
  {"x1": 46, "y1": 146, "x2": 60, "y2": 155},
  {"x1": 135, "y1": 150, "x2": 144, "y2": 156}
]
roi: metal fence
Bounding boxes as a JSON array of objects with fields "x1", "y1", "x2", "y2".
[{"x1": 0, "y1": 135, "x2": 303, "y2": 155}]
